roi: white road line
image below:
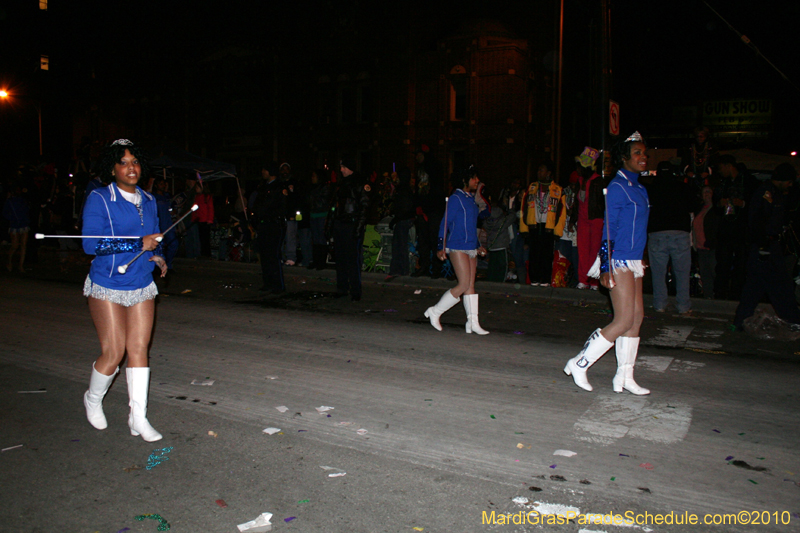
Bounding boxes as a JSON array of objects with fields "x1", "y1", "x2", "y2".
[{"x1": 574, "y1": 394, "x2": 692, "y2": 445}]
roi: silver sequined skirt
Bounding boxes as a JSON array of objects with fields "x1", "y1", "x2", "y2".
[
  {"x1": 83, "y1": 275, "x2": 158, "y2": 307},
  {"x1": 446, "y1": 248, "x2": 478, "y2": 258}
]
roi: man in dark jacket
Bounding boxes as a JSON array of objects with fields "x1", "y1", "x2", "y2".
[
  {"x1": 645, "y1": 161, "x2": 697, "y2": 314},
  {"x1": 714, "y1": 155, "x2": 758, "y2": 299},
  {"x1": 386, "y1": 167, "x2": 416, "y2": 280},
  {"x1": 733, "y1": 163, "x2": 800, "y2": 328},
  {"x1": 329, "y1": 158, "x2": 371, "y2": 300},
  {"x1": 253, "y1": 162, "x2": 288, "y2": 293}
]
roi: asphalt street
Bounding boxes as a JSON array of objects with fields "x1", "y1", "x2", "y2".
[{"x1": 1, "y1": 252, "x2": 799, "y2": 533}]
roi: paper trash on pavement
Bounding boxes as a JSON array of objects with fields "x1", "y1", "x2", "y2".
[
  {"x1": 328, "y1": 472, "x2": 346, "y2": 477},
  {"x1": 275, "y1": 406, "x2": 289, "y2": 413},
  {"x1": 357, "y1": 429, "x2": 368, "y2": 435},
  {"x1": 237, "y1": 512, "x2": 273, "y2": 532},
  {"x1": 191, "y1": 379, "x2": 215, "y2": 386},
  {"x1": 315, "y1": 406, "x2": 334, "y2": 414},
  {"x1": 262, "y1": 427, "x2": 281, "y2": 435},
  {"x1": 553, "y1": 450, "x2": 577, "y2": 457}
]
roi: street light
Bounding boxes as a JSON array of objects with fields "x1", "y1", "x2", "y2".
[{"x1": 0, "y1": 89, "x2": 43, "y2": 156}]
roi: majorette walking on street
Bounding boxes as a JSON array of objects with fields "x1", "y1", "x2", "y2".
[{"x1": 563, "y1": 132, "x2": 652, "y2": 395}]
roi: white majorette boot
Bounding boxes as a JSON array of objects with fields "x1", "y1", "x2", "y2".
[
  {"x1": 563, "y1": 328, "x2": 614, "y2": 392},
  {"x1": 612, "y1": 336, "x2": 650, "y2": 395},
  {"x1": 463, "y1": 294, "x2": 489, "y2": 335},
  {"x1": 126, "y1": 367, "x2": 163, "y2": 442},
  {"x1": 424, "y1": 290, "x2": 461, "y2": 331},
  {"x1": 84, "y1": 362, "x2": 119, "y2": 430}
]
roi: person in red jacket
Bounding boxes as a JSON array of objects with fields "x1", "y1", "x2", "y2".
[{"x1": 191, "y1": 181, "x2": 215, "y2": 257}]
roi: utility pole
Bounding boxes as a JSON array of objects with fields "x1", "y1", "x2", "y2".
[{"x1": 600, "y1": 0, "x2": 612, "y2": 177}]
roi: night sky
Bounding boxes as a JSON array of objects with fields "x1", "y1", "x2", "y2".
[{"x1": 1, "y1": 0, "x2": 799, "y2": 169}]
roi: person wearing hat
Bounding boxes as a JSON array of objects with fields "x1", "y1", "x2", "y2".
[
  {"x1": 576, "y1": 149, "x2": 605, "y2": 290},
  {"x1": 733, "y1": 163, "x2": 800, "y2": 329},
  {"x1": 328, "y1": 158, "x2": 371, "y2": 300}
]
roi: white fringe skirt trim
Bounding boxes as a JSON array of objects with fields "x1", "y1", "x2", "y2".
[
  {"x1": 446, "y1": 248, "x2": 478, "y2": 258},
  {"x1": 587, "y1": 257, "x2": 646, "y2": 279},
  {"x1": 83, "y1": 275, "x2": 158, "y2": 307}
]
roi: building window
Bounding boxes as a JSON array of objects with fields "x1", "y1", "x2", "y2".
[
  {"x1": 450, "y1": 75, "x2": 466, "y2": 121},
  {"x1": 39, "y1": 0, "x2": 48, "y2": 10},
  {"x1": 40, "y1": 55, "x2": 49, "y2": 70}
]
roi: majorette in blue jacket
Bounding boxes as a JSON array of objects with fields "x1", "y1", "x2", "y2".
[
  {"x1": 82, "y1": 183, "x2": 161, "y2": 290},
  {"x1": 438, "y1": 189, "x2": 479, "y2": 251},
  {"x1": 602, "y1": 168, "x2": 650, "y2": 261}
]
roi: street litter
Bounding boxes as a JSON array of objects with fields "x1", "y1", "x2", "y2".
[
  {"x1": 262, "y1": 427, "x2": 281, "y2": 435},
  {"x1": 528, "y1": 486, "x2": 542, "y2": 492},
  {"x1": 414, "y1": 290, "x2": 422, "y2": 294},
  {"x1": 639, "y1": 463, "x2": 654, "y2": 470},
  {"x1": 316, "y1": 406, "x2": 334, "y2": 414},
  {"x1": 265, "y1": 376, "x2": 278, "y2": 380},
  {"x1": 208, "y1": 431, "x2": 218, "y2": 438},
  {"x1": 191, "y1": 379, "x2": 214, "y2": 386},
  {"x1": 549, "y1": 465, "x2": 557, "y2": 469},
  {"x1": 123, "y1": 465, "x2": 142, "y2": 473},
  {"x1": 237, "y1": 512, "x2": 273, "y2": 532},
  {"x1": 357, "y1": 429, "x2": 368, "y2": 435},
  {"x1": 553, "y1": 450, "x2": 577, "y2": 457},
  {"x1": 298, "y1": 499, "x2": 310, "y2": 503},
  {"x1": 146, "y1": 448, "x2": 173, "y2": 471},
  {"x1": 550, "y1": 475, "x2": 566, "y2": 481},
  {"x1": 1, "y1": 444, "x2": 23, "y2": 452},
  {"x1": 275, "y1": 406, "x2": 289, "y2": 413},
  {"x1": 17, "y1": 389, "x2": 46, "y2": 393},
  {"x1": 134, "y1": 513, "x2": 170, "y2": 531},
  {"x1": 731, "y1": 460, "x2": 768, "y2": 472},
  {"x1": 284, "y1": 517, "x2": 296, "y2": 523},
  {"x1": 512, "y1": 496, "x2": 529, "y2": 505},
  {"x1": 412, "y1": 528, "x2": 424, "y2": 532},
  {"x1": 215, "y1": 499, "x2": 227, "y2": 508},
  {"x1": 319, "y1": 466, "x2": 339, "y2": 470},
  {"x1": 180, "y1": 289, "x2": 192, "y2": 294},
  {"x1": 328, "y1": 472, "x2": 347, "y2": 477}
]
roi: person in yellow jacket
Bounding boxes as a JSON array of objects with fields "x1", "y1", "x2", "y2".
[{"x1": 520, "y1": 161, "x2": 562, "y2": 286}]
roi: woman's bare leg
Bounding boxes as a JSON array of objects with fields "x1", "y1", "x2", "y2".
[
  {"x1": 88, "y1": 297, "x2": 127, "y2": 375},
  {"x1": 600, "y1": 269, "x2": 636, "y2": 342},
  {"x1": 125, "y1": 299, "x2": 155, "y2": 367},
  {"x1": 449, "y1": 252, "x2": 474, "y2": 298},
  {"x1": 622, "y1": 276, "x2": 644, "y2": 337}
]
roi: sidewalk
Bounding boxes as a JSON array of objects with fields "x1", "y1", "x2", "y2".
[{"x1": 173, "y1": 257, "x2": 741, "y2": 317}]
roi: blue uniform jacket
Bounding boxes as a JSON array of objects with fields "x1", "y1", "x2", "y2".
[
  {"x1": 603, "y1": 169, "x2": 650, "y2": 261},
  {"x1": 438, "y1": 189, "x2": 479, "y2": 251},
  {"x1": 82, "y1": 183, "x2": 160, "y2": 290}
]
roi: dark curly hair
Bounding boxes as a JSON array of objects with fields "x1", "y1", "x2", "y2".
[
  {"x1": 611, "y1": 134, "x2": 646, "y2": 170},
  {"x1": 98, "y1": 140, "x2": 150, "y2": 184}
]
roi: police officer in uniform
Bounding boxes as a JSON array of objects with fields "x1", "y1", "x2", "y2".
[
  {"x1": 733, "y1": 163, "x2": 800, "y2": 329},
  {"x1": 253, "y1": 162, "x2": 289, "y2": 294},
  {"x1": 329, "y1": 158, "x2": 371, "y2": 301}
]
